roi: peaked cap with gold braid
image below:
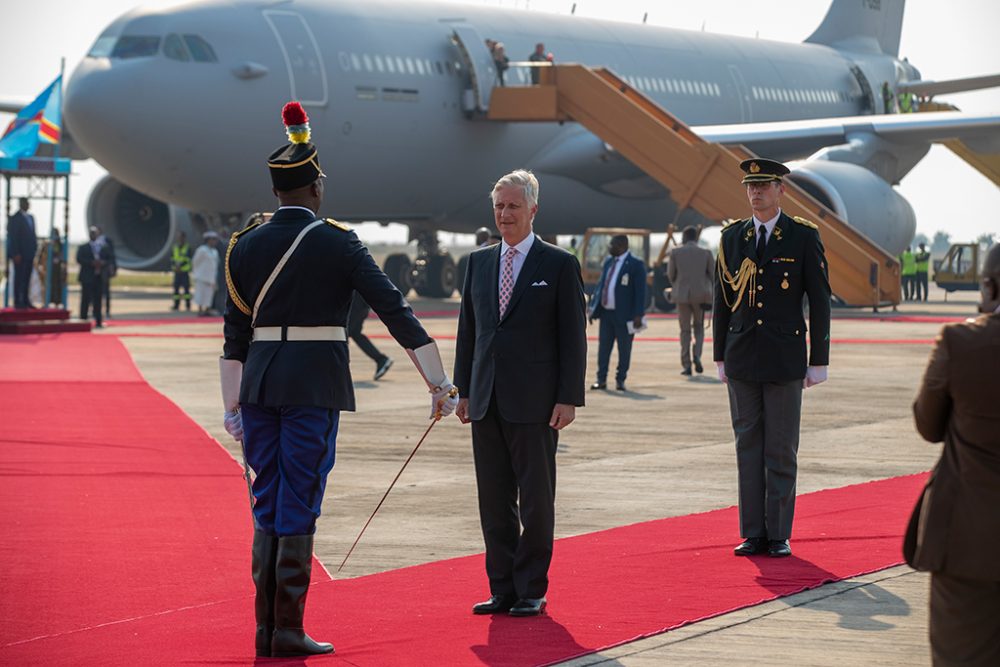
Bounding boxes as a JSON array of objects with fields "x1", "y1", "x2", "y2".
[{"x1": 267, "y1": 101, "x2": 326, "y2": 191}]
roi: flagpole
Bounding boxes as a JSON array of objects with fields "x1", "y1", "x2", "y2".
[{"x1": 59, "y1": 57, "x2": 69, "y2": 308}]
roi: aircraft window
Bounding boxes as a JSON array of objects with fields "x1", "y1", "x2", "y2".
[
  {"x1": 362, "y1": 54, "x2": 373, "y2": 72},
  {"x1": 183, "y1": 35, "x2": 217, "y2": 62},
  {"x1": 350, "y1": 53, "x2": 361, "y2": 70},
  {"x1": 163, "y1": 34, "x2": 190, "y2": 61},
  {"x1": 88, "y1": 35, "x2": 117, "y2": 58},
  {"x1": 338, "y1": 52, "x2": 351, "y2": 71},
  {"x1": 415, "y1": 59, "x2": 425, "y2": 75},
  {"x1": 714, "y1": 83, "x2": 721, "y2": 96},
  {"x1": 374, "y1": 55, "x2": 385, "y2": 72},
  {"x1": 405, "y1": 57, "x2": 416, "y2": 75},
  {"x1": 435, "y1": 61, "x2": 444, "y2": 75},
  {"x1": 425, "y1": 59, "x2": 434, "y2": 75},
  {"x1": 111, "y1": 35, "x2": 161, "y2": 59},
  {"x1": 684, "y1": 80, "x2": 693, "y2": 95},
  {"x1": 396, "y1": 56, "x2": 406, "y2": 74},
  {"x1": 665, "y1": 79, "x2": 674, "y2": 93},
  {"x1": 700, "y1": 82, "x2": 708, "y2": 96},
  {"x1": 653, "y1": 78, "x2": 662, "y2": 93},
  {"x1": 386, "y1": 56, "x2": 396, "y2": 73}
]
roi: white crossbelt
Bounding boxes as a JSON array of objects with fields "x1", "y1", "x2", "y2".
[{"x1": 252, "y1": 325, "x2": 347, "y2": 342}]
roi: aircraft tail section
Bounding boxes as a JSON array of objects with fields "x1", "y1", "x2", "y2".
[{"x1": 805, "y1": 0, "x2": 906, "y2": 56}]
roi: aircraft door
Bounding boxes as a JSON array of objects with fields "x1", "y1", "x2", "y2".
[
  {"x1": 262, "y1": 10, "x2": 329, "y2": 105},
  {"x1": 727, "y1": 66, "x2": 752, "y2": 122},
  {"x1": 449, "y1": 24, "x2": 496, "y2": 113}
]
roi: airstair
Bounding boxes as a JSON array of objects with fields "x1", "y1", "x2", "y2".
[
  {"x1": 486, "y1": 64, "x2": 901, "y2": 307},
  {"x1": 917, "y1": 101, "x2": 1000, "y2": 187}
]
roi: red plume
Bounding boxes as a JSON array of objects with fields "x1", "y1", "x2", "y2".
[{"x1": 281, "y1": 101, "x2": 309, "y2": 127}]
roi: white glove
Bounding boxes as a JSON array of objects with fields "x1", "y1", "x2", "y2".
[
  {"x1": 431, "y1": 382, "x2": 459, "y2": 419},
  {"x1": 223, "y1": 409, "x2": 244, "y2": 441},
  {"x1": 804, "y1": 365, "x2": 828, "y2": 388},
  {"x1": 716, "y1": 361, "x2": 728, "y2": 384}
]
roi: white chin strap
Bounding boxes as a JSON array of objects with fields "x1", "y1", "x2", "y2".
[{"x1": 406, "y1": 340, "x2": 448, "y2": 391}]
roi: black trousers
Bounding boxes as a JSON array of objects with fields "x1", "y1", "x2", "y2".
[
  {"x1": 79, "y1": 280, "x2": 103, "y2": 326},
  {"x1": 347, "y1": 297, "x2": 387, "y2": 365},
  {"x1": 471, "y1": 395, "x2": 558, "y2": 599}
]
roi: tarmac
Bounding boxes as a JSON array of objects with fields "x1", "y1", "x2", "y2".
[{"x1": 66, "y1": 279, "x2": 979, "y2": 666}]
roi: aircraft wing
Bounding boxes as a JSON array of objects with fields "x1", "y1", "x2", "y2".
[
  {"x1": 897, "y1": 73, "x2": 1000, "y2": 97},
  {"x1": 0, "y1": 99, "x2": 29, "y2": 114},
  {"x1": 694, "y1": 110, "x2": 1000, "y2": 155}
]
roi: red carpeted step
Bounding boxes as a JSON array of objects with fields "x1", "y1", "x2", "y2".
[
  {"x1": 0, "y1": 333, "x2": 928, "y2": 666},
  {"x1": 0, "y1": 307, "x2": 71, "y2": 322},
  {"x1": 0, "y1": 319, "x2": 92, "y2": 334}
]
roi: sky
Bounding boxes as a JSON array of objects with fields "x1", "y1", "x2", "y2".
[{"x1": 1, "y1": 0, "x2": 997, "y2": 246}]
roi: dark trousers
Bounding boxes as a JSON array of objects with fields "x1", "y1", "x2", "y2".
[
  {"x1": 596, "y1": 314, "x2": 634, "y2": 384},
  {"x1": 727, "y1": 378, "x2": 802, "y2": 540},
  {"x1": 102, "y1": 274, "x2": 112, "y2": 315},
  {"x1": 902, "y1": 275, "x2": 915, "y2": 300},
  {"x1": 347, "y1": 298, "x2": 387, "y2": 365},
  {"x1": 677, "y1": 302, "x2": 706, "y2": 371},
  {"x1": 242, "y1": 404, "x2": 339, "y2": 537},
  {"x1": 916, "y1": 273, "x2": 929, "y2": 301},
  {"x1": 13, "y1": 260, "x2": 31, "y2": 308},
  {"x1": 471, "y1": 395, "x2": 558, "y2": 599},
  {"x1": 930, "y1": 573, "x2": 1000, "y2": 667},
  {"x1": 79, "y1": 279, "x2": 103, "y2": 327},
  {"x1": 172, "y1": 272, "x2": 191, "y2": 307}
]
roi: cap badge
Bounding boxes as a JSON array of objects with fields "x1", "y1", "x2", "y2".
[{"x1": 749, "y1": 162, "x2": 760, "y2": 174}]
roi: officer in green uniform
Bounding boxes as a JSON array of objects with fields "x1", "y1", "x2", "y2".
[
  {"x1": 900, "y1": 247, "x2": 916, "y2": 301},
  {"x1": 713, "y1": 158, "x2": 832, "y2": 558},
  {"x1": 171, "y1": 232, "x2": 193, "y2": 310},
  {"x1": 914, "y1": 242, "x2": 931, "y2": 301}
]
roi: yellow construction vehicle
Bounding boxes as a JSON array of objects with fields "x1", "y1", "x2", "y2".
[{"x1": 934, "y1": 243, "x2": 982, "y2": 292}]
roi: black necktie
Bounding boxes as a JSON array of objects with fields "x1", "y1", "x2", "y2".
[{"x1": 756, "y1": 225, "x2": 767, "y2": 259}]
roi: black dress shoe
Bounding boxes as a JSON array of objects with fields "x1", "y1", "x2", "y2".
[
  {"x1": 694, "y1": 359, "x2": 704, "y2": 374},
  {"x1": 615, "y1": 382, "x2": 626, "y2": 391},
  {"x1": 590, "y1": 382, "x2": 607, "y2": 390},
  {"x1": 472, "y1": 594, "x2": 517, "y2": 615},
  {"x1": 509, "y1": 597, "x2": 546, "y2": 617},
  {"x1": 733, "y1": 537, "x2": 768, "y2": 556},
  {"x1": 768, "y1": 540, "x2": 792, "y2": 557},
  {"x1": 681, "y1": 368, "x2": 692, "y2": 376}
]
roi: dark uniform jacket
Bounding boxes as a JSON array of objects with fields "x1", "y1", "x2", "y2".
[
  {"x1": 904, "y1": 313, "x2": 1000, "y2": 580},
  {"x1": 454, "y1": 237, "x2": 587, "y2": 424},
  {"x1": 223, "y1": 207, "x2": 430, "y2": 410},
  {"x1": 713, "y1": 211, "x2": 831, "y2": 383}
]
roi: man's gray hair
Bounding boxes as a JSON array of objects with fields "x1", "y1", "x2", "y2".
[{"x1": 491, "y1": 169, "x2": 539, "y2": 207}]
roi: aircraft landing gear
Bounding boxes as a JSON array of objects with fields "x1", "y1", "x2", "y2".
[
  {"x1": 409, "y1": 231, "x2": 457, "y2": 298},
  {"x1": 383, "y1": 253, "x2": 412, "y2": 295}
]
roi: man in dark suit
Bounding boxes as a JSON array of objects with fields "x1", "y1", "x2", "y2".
[
  {"x1": 904, "y1": 242, "x2": 1000, "y2": 667},
  {"x1": 7, "y1": 198, "x2": 38, "y2": 308},
  {"x1": 76, "y1": 226, "x2": 112, "y2": 328},
  {"x1": 221, "y1": 102, "x2": 457, "y2": 657},
  {"x1": 713, "y1": 158, "x2": 831, "y2": 558},
  {"x1": 455, "y1": 169, "x2": 587, "y2": 617},
  {"x1": 588, "y1": 234, "x2": 646, "y2": 391}
]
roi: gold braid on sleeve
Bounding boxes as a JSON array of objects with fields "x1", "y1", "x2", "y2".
[{"x1": 716, "y1": 241, "x2": 758, "y2": 313}]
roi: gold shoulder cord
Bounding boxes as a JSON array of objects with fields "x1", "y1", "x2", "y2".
[
  {"x1": 324, "y1": 217, "x2": 350, "y2": 232},
  {"x1": 225, "y1": 215, "x2": 266, "y2": 316},
  {"x1": 716, "y1": 233, "x2": 758, "y2": 313}
]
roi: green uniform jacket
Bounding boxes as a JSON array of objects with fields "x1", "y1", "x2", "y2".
[
  {"x1": 900, "y1": 250, "x2": 916, "y2": 276},
  {"x1": 713, "y1": 212, "x2": 832, "y2": 382}
]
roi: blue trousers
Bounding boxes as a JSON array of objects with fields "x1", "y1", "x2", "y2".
[
  {"x1": 242, "y1": 404, "x2": 339, "y2": 537},
  {"x1": 596, "y1": 315, "x2": 634, "y2": 384}
]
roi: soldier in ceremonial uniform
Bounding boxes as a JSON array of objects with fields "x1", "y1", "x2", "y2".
[
  {"x1": 713, "y1": 158, "x2": 831, "y2": 558},
  {"x1": 220, "y1": 102, "x2": 458, "y2": 657}
]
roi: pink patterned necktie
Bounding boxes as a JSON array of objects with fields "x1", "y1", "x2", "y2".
[{"x1": 499, "y1": 246, "x2": 517, "y2": 318}]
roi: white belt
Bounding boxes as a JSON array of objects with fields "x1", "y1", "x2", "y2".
[{"x1": 252, "y1": 326, "x2": 347, "y2": 342}]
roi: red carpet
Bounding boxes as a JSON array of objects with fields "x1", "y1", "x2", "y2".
[{"x1": 0, "y1": 333, "x2": 926, "y2": 666}]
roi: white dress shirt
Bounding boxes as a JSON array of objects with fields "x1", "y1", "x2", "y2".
[
  {"x1": 602, "y1": 251, "x2": 630, "y2": 310},
  {"x1": 498, "y1": 232, "x2": 536, "y2": 295},
  {"x1": 752, "y1": 209, "x2": 782, "y2": 243}
]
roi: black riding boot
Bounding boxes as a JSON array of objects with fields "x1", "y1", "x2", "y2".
[
  {"x1": 251, "y1": 529, "x2": 279, "y2": 657},
  {"x1": 270, "y1": 534, "x2": 334, "y2": 657}
]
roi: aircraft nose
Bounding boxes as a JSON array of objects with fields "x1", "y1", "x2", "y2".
[{"x1": 64, "y1": 58, "x2": 135, "y2": 165}]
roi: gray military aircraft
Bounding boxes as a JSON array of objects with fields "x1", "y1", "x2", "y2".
[{"x1": 60, "y1": 0, "x2": 999, "y2": 297}]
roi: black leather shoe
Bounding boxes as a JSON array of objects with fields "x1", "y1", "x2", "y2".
[
  {"x1": 590, "y1": 382, "x2": 607, "y2": 390},
  {"x1": 768, "y1": 540, "x2": 792, "y2": 557},
  {"x1": 694, "y1": 359, "x2": 704, "y2": 374},
  {"x1": 472, "y1": 594, "x2": 517, "y2": 615},
  {"x1": 681, "y1": 368, "x2": 692, "y2": 376},
  {"x1": 734, "y1": 537, "x2": 768, "y2": 556},
  {"x1": 509, "y1": 597, "x2": 547, "y2": 617},
  {"x1": 374, "y1": 357, "x2": 393, "y2": 381},
  {"x1": 615, "y1": 382, "x2": 626, "y2": 391}
]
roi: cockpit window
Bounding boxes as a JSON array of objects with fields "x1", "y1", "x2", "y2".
[
  {"x1": 163, "y1": 34, "x2": 191, "y2": 62},
  {"x1": 183, "y1": 35, "x2": 218, "y2": 63},
  {"x1": 87, "y1": 36, "x2": 117, "y2": 58},
  {"x1": 111, "y1": 36, "x2": 161, "y2": 59}
]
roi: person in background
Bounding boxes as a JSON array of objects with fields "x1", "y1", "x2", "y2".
[
  {"x1": 904, "y1": 242, "x2": 1000, "y2": 667},
  {"x1": 171, "y1": 231, "x2": 193, "y2": 311},
  {"x1": 475, "y1": 226, "x2": 491, "y2": 248},
  {"x1": 668, "y1": 226, "x2": 715, "y2": 375},
  {"x1": 529, "y1": 42, "x2": 548, "y2": 84},
  {"x1": 492, "y1": 42, "x2": 509, "y2": 86},
  {"x1": 76, "y1": 226, "x2": 112, "y2": 328},
  {"x1": 7, "y1": 197, "x2": 37, "y2": 309},
  {"x1": 900, "y1": 247, "x2": 916, "y2": 301},
  {"x1": 191, "y1": 231, "x2": 220, "y2": 316},
  {"x1": 914, "y1": 242, "x2": 931, "y2": 302},
  {"x1": 96, "y1": 226, "x2": 116, "y2": 319},
  {"x1": 347, "y1": 291, "x2": 394, "y2": 380}
]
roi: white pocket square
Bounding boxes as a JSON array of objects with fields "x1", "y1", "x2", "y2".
[{"x1": 531, "y1": 280, "x2": 549, "y2": 287}]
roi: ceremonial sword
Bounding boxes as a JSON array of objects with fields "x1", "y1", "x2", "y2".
[{"x1": 338, "y1": 388, "x2": 458, "y2": 573}]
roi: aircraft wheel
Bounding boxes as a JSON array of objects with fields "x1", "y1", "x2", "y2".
[
  {"x1": 652, "y1": 264, "x2": 675, "y2": 313},
  {"x1": 411, "y1": 253, "x2": 456, "y2": 298},
  {"x1": 383, "y1": 253, "x2": 412, "y2": 296},
  {"x1": 456, "y1": 254, "x2": 470, "y2": 296}
]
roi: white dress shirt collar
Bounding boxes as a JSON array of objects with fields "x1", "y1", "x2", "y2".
[
  {"x1": 752, "y1": 209, "x2": 782, "y2": 242},
  {"x1": 500, "y1": 232, "x2": 536, "y2": 257},
  {"x1": 276, "y1": 205, "x2": 317, "y2": 216}
]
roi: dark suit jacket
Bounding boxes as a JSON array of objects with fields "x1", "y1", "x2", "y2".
[
  {"x1": 223, "y1": 207, "x2": 430, "y2": 410},
  {"x1": 904, "y1": 313, "x2": 1000, "y2": 581},
  {"x1": 454, "y1": 236, "x2": 587, "y2": 424},
  {"x1": 589, "y1": 253, "x2": 647, "y2": 323},
  {"x1": 7, "y1": 211, "x2": 37, "y2": 262},
  {"x1": 713, "y1": 212, "x2": 831, "y2": 382},
  {"x1": 75, "y1": 242, "x2": 112, "y2": 285}
]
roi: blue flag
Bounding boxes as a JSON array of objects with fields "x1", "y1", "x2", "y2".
[{"x1": 0, "y1": 75, "x2": 62, "y2": 158}]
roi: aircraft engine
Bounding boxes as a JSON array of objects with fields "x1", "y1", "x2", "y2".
[
  {"x1": 786, "y1": 161, "x2": 916, "y2": 257},
  {"x1": 87, "y1": 176, "x2": 196, "y2": 271}
]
